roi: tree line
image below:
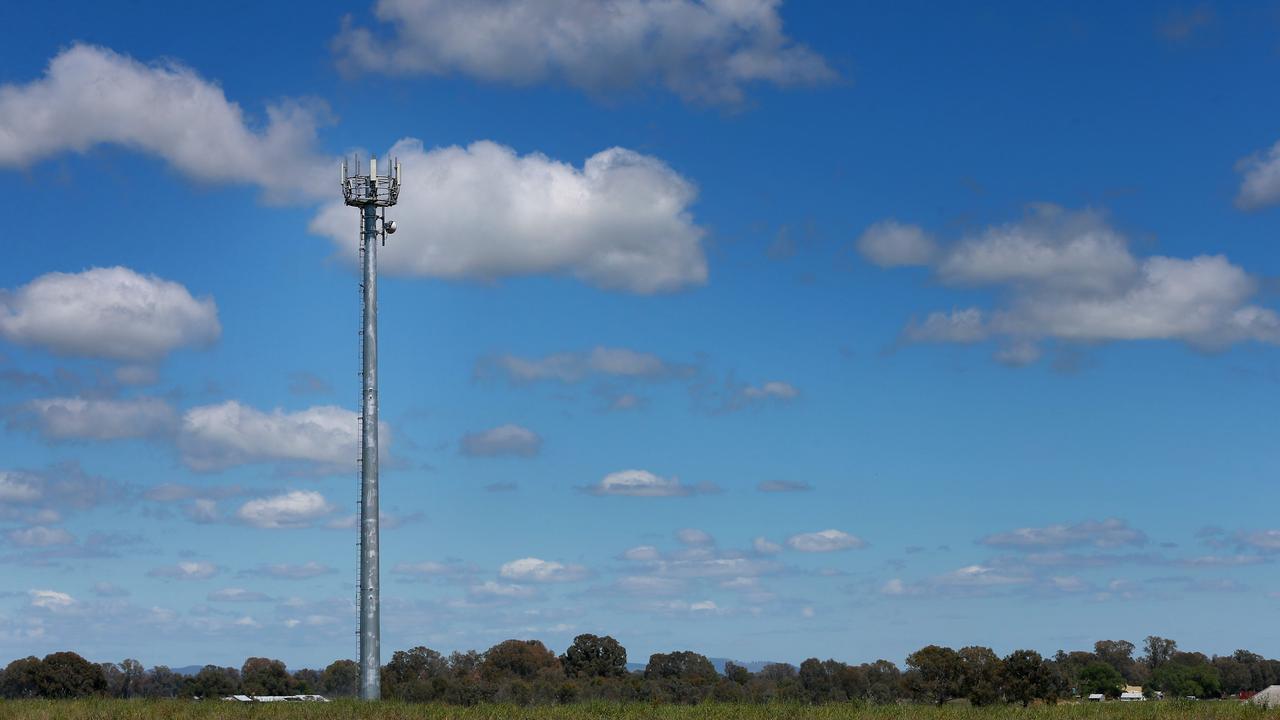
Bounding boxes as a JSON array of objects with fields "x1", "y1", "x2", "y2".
[{"x1": 2, "y1": 635, "x2": 1277, "y2": 704}]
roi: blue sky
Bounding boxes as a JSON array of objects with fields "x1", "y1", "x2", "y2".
[{"x1": 3, "y1": 0, "x2": 1280, "y2": 671}]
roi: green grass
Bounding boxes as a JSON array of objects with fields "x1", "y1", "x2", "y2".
[{"x1": 0, "y1": 701, "x2": 1272, "y2": 720}]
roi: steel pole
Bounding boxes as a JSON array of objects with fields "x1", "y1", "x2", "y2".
[{"x1": 359, "y1": 202, "x2": 381, "y2": 701}]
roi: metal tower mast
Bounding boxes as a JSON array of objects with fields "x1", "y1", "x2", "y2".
[{"x1": 342, "y1": 154, "x2": 400, "y2": 701}]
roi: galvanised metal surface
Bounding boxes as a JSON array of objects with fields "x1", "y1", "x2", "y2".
[
  {"x1": 342, "y1": 154, "x2": 399, "y2": 701},
  {"x1": 359, "y1": 200, "x2": 380, "y2": 701}
]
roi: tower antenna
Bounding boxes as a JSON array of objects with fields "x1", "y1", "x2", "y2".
[{"x1": 341, "y1": 151, "x2": 400, "y2": 701}]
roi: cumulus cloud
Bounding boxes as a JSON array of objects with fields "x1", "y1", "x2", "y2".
[
  {"x1": 1235, "y1": 529, "x2": 1280, "y2": 553},
  {"x1": 6, "y1": 526, "x2": 75, "y2": 548},
  {"x1": 0, "y1": 463, "x2": 125, "y2": 524},
  {"x1": 499, "y1": 557, "x2": 588, "y2": 583},
  {"x1": 15, "y1": 396, "x2": 175, "y2": 441},
  {"x1": 469, "y1": 580, "x2": 536, "y2": 599},
  {"x1": 235, "y1": 490, "x2": 335, "y2": 529},
  {"x1": 0, "y1": 267, "x2": 220, "y2": 362},
  {"x1": 148, "y1": 561, "x2": 219, "y2": 580},
  {"x1": 882, "y1": 205, "x2": 1280, "y2": 361},
  {"x1": 1236, "y1": 139, "x2": 1280, "y2": 210},
  {"x1": 752, "y1": 537, "x2": 782, "y2": 555},
  {"x1": 0, "y1": 44, "x2": 332, "y2": 201},
  {"x1": 478, "y1": 346, "x2": 682, "y2": 383},
  {"x1": 29, "y1": 589, "x2": 75, "y2": 610},
  {"x1": 621, "y1": 545, "x2": 661, "y2": 562},
  {"x1": 980, "y1": 518, "x2": 1147, "y2": 550},
  {"x1": 334, "y1": 0, "x2": 834, "y2": 105},
  {"x1": 856, "y1": 220, "x2": 938, "y2": 267},
  {"x1": 179, "y1": 401, "x2": 386, "y2": 472},
  {"x1": 786, "y1": 529, "x2": 864, "y2": 552},
  {"x1": 310, "y1": 140, "x2": 707, "y2": 294},
  {"x1": 676, "y1": 529, "x2": 714, "y2": 546},
  {"x1": 460, "y1": 424, "x2": 542, "y2": 457},
  {"x1": 584, "y1": 469, "x2": 716, "y2": 497}
]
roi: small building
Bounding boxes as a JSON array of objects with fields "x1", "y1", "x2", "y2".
[
  {"x1": 222, "y1": 695, "x2": 329, "y2": 703},
  {"x1": 1087, "y1": 693, "x2": 1105, "y2": 702},
  {"x1": 1250, "y1": 685, "x2": 1280, "y2": 709},
  {"x1": 1119, "y1": 688, "x2": 1145, "y2": 702}
]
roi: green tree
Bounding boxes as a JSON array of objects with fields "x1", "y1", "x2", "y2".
[
  {"x1": 383, "y1": 646, "x2": 448, "y2": 700},
  {"x1": 1094, "y1": 640, "x2": 1139, "y2": 682},
  {"x1": 481, "y1": 640, "x2": 562, "y2": 681},
  {"x1": 905, "y1": 645, "x2": 963, "y2": 705},
  {"x1": 1000, "y1": 649, "x2": 1053, "y2": 707},
  {"x1": 797, "y1": 658, "x2": 832, "y2": 703},
  {"x1": 1, "y1": 657, "x2": 42, "y2": 699},
  {"x1": 1079, "y1": 662, "x2": 1125, "y2": 698},
  {"x1": 320, "y1": 659, "x2": 359, "y2": 697},
  {"x1": 1142, "y1": 636, "x2": 1178, "y2": 669},
  {"x1": 140, "y1": 666, "x2": 182, "y2": 698},
  {"x1": 36, "y1": 652, "x2": 106, "y2": 698},
  {"x1": 182, "y1": 665, "x2": 240, "y2": 698},
  {"x1": 644, "y1": 651, "x2": 718, "y2": 684},
  {"x1": 1151, "y1": 661, "x2": 1221, "y2": 699},
  {"x1": 240, "y1": 657, "x2": 294, "y2": 696},
  {"x1": 723, "y1": 661, "x2": 752, "y2": 685},
  {"x1": 559, "y1": 634, "x2": 627, "y2": 679},
  {"x1": 958, "y1": 646, "x2": 1002, "y2": 706}
]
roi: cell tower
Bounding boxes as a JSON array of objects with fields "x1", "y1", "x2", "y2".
[{"x1": 341, "y1": 153, "x2": 399, "y2": 701}]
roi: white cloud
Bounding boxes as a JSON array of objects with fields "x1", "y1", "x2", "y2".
[
  {"x1": 0, "y1": 472, "x2": 42, "y2": 503},
  {"x1": 903, "y1": 308, "x2": 989, "y2": 344},
  {"x1": 28, "y1": 589, "x2": 74, "y2": 610},
  {"x1": 585, "y1": 469, "x2": 714, "y2": 497},
  {"x1": 235, "y1": 490, "x2": 335, "y2": 529},
  {"x1": 1236, "y1": 529, "x2": 1280, "y2": 553},
  {"x1": 980, "y1": 518, "x2": 1147, "y2": 550},
  {"x1": 786, "y1": 529, "x2": 865, "y2": 552},
  {"x1": 334, "y1": 0, "x2": 834, "y2": 105},
  {"x1": 888, "y1": 205, "x2": 1280, "y2": 359},
  {"x1": 676, "y1": 528, "x2": 714, "y2": 546},
  {"x1": 207, "y1": 588, "x2": 272, "y2": 602},
  {"x1": 856, "y1": 220, "x2": 938, "y2": 267},
  {"x1": 622, "y1": 545, "x2": 661, "y2": 562},
  {"x1": 148, "y1": 561, "x2": 219, "y2": 580},
  {"x1": 469, "y1": 580, "x2": 536, "y2": 599},
  {"x1": 1236, "y1": 139, "x2": 1280, "y2": 210},
  {"x1": 18, "y1": 396, "x2": 175, "y2": 441},
  {"x1": 460, "y1": 424, "x2": 542, "y2": 457},
  {"x1": 752, "y1": 537, "x2": 782, "y2": 555},
  {"x1": 741, "y1": 381, "x2": 799, "y2": 401},
  {"x1": 0, "y1": 267, "x2": 220, "y2": 362},
  {"x1": 179, "y1": 401, "x2": 385, "y2": 472},
  {"x1": 6, "y1": 526, "x2": 74, "y2": 547},
  {"x1": 243, "y1": 562, "x2": 334, "y2": 580},
  {"x1": 0, "y1": 44, "x2": 331, "y2": 201},
  {"x1": 499, "y1": 557, "x2": 588, "y2": 583},
  {"x1": 392, "y1": 560, "x2": 474, "y2": 578},
  {"x1": 480, "y1": 346, "x2": 679, "y2": 383},
  {"x1": 616, "y1": 575, "x2": 685, "y2": 596},
  {"x1": 310, "y1": 140, "x2": 707, "y2": 294}
]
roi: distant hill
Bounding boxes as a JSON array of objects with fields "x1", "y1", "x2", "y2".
[
  {"x1": 167, "y1": 666, "x2": 206, "y2": 676},
  {"x1": 625, "y1": 658, "x2": 789, "y2": 674}
]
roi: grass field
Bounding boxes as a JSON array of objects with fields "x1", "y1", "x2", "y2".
[{"x1": 0, "y1": 701, "x2": 1272, "y2": 720}]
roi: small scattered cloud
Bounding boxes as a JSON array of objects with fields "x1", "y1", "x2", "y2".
[
  {"x1": 460, "y1": 424, "x2": 542, "y2": 458},
  {"x1": 207, "y1": 588, "x2": 272, "y2": 602},
  {"x1": 753, "y1": 537, "x2": 783, "y2": 555},
  {"x1": 584, "y1": 469, "x2": 717, "y2": 497},
  {"x1": 757, "y1": 480, "x2": 811, "y2": 493},
  {"x1": 179, "y1": 401, "x2": 387, "y2": 472},
  {"x1": 786, "y1": 529, "x2": 865, "y2": 553},
  {"x1": 12, "y1": 396, "x2": 175, "y2": 442},
  {"x1": 288, "y1": 372, "x2": 332, "y2": 396},
  {"x1": 240, "y1": 562, "x2": 335, "y2": 580},
  {"x1": 468, "y1": 580, "x2": 536, "y2": 600},
  {"x1": 477, "y1": 347, "x2": 682, "y2": 384},
  {"x1": 148, "y1": 561, "x2": 219, "y2": 580},
  {"x1": 676, "y1": 529, "x2": 714, "y2": 546},
  {"x1": 499, "y1": 557, "x2": 588, "y2": 583},
  {"x1": 234, "y1": 490, "x2": 335, "y2": 529},
  {"x1": 1157, "y1": 5, "x2": 1217, "y2": 44},
  {"x1": 856, "y1": 220, "x2": 938, "y2": 268},
  {"x1": 5, "y1": 526, "x2": 75, "y2": 548},
  {"x1": 980, "y1": 518, "x2": 1147, "y2": 550}
]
